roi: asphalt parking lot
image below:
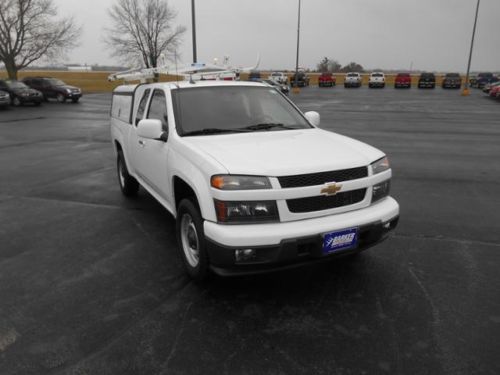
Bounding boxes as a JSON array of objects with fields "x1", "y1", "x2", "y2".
[{"x1": 1, "y1": 87, "x2": 499, "y2": 375}]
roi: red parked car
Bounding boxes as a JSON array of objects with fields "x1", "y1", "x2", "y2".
[
  {"x1": 394, "y1": 73, "x2": 412, "y2": 88},
  {"x1": 489, "y1": 83, "x2": 500, "y2": 99},
  {"x1": 318, "y1": 72, "x2": 336, "y2": 87}
]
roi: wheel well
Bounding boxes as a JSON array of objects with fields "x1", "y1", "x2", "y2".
[
  {"x1": 173, "y1": 176, "x2": 199, "y2": 210},
  {"x1": 114, "y1": 141, "x2": 123, "y2": 153}
]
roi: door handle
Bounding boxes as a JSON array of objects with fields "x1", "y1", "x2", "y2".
[{"x1": 138, "y1": 140, "x2": 145, "y2": 147}]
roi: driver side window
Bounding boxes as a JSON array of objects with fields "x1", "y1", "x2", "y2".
[
  {"x1": 135, "y1": 89, "x2": 151, "y2": 126},
  {"x1": 147, "y1": 90, "x2": 168, "y2": 131}
]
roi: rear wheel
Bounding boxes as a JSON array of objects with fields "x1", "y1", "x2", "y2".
[
  {"x1": 176, "y1": 199, "x2": 209, "y2": 281},
  {"x1": 117, "y1": 151, "x2": 139, "y2": 197}
]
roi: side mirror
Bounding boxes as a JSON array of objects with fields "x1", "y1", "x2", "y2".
[
  {"x1": 304, "y1": 111, "x2": 320, "y2": 127},
  {"x1": 137, "y1": 119, "x2": 165, "y2": 140}
]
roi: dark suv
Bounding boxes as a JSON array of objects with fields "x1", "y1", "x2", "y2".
[
  {"x1": 474, "y1": 73, "x2": 499, "y2": 89},
  {"x1": 418, "y1": 73, "x2": 436, "y2": 88},
  {"x1": 442, "y1": 73, "x2": 462, "y2": 89},
  {"x1": 290, "y1": 72, "x2": 310, "y2": 87},
  {"x1": 22, "y1": 77, "x2": 82, "y2": 103}
]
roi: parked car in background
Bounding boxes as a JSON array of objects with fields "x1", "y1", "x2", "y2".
[
  {"x1": 247, "y1": 71, "x2": 261, "y2": 82},
  {"x1": 22, "y1": 77, "x2": 82, "y2": 103},
  {"x1": 482, "y1": 81, "x2": 500, "y2": 94},
  {"x1": 261, "y1": 79, "x2": 290, "y2": 95},
  {"x1": 268, "y1": 72, "x2": 288, "y2": 84},
  {"x1": 0, "y1": 80, "x2": 43, "y2": 106},
  {"x1": 290, "y1": 71, "x2": 310, "y2": 87},
  {"x1": 489, "y1": 83, "x2": 500, "y2": 99},
  {"x1": 475, "y1": 72, "x2": 499, "y2": 89},
  {"x1": 344, "y1": 72, "x2": 362, "y2": 88},
  {"x1": 394, "y1": 73, "x2": 411, "y2": 88},
  {"x1": 318, "y1": 72, "x2": 336, "y2": 87},
  {"x1": 0, "y1": 90, "x2": 10, "y2": 108},
  {"x1": 442, "y1": 73, "x2": 462, "y2": 89},
  {"x1": 418, "y1": 73, "x2": 436, "y2": 88},
  {"x1": 368, "y1": 72, "x2": 385, "y2": 88}
]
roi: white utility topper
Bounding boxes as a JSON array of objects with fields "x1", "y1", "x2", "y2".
[{"x1": 109, "y1": 62, "x2": 399, "y2": 280}]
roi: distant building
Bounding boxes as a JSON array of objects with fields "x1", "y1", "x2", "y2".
[{"x1": 67, "y1": 65, "x2": 92, "y2": 72}]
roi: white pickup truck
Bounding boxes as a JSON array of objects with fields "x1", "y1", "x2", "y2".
[
  {"x1": 110, "y1": 80, "x2": 399, "y2": 279},
  {"x1": 344, "y1": 72, "x2": 362, "y2": 88}
]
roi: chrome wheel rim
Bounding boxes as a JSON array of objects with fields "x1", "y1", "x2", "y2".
[
  {"x1": 57, "y1": 94, "x2": 64, "y2": 103},
  {"x1": 180, "y1": 213, "x2": 199, "y2": 268}
]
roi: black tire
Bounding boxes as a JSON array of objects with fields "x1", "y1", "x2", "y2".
[
  {"x1": 72, "y1": 98, "x2": 79, "y2": 103},
  {"x1": 117, "y1": 151, "x2": 139, "y2": 197},
  {"x1": 34, "y1": 102, "x2": 41, "y2": 106},
  {"x1": 56, "y1": 93, "x2": 66, "y2": 103},
  {"x1": 176, "y1": 199, "x2": 209, "y2": 281},
  {"x1": 12, "y1": 96, "x2": 21, "y2": 106}
]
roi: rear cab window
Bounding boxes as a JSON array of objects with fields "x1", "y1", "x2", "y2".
[{"x1": 111, "y1": 93, "x2": 133, "y2": 124}]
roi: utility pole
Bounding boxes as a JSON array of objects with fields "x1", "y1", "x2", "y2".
[
  {"x1": 293, "y1": 0, "x2": 301, "y2": 94},
  {"x1": 462, "y1": 0, "x2": 480, "y2": 96},
  {"x1": 191, "y1": 0, "x2": 197, "y2": 63}
]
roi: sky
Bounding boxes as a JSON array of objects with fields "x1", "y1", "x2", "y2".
[{"x1": 53, "y1": 0, "x2": 500, "y2": 72}]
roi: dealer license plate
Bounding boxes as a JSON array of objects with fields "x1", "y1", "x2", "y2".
[{"x1": 322, "y1": 228, "x2": 358, "y2": 255}]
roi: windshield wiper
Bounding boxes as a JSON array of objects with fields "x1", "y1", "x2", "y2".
[
  {"x1": 182, "y1": 128, "x2": 251, "y2": 136},
  {"x1": 243, "y1": 123, "x2": 298, "y2": 131}
]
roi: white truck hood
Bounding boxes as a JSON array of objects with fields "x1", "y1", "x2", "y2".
[{"x1": 181, "y1": 128, "x2": 384, "y2": 176}]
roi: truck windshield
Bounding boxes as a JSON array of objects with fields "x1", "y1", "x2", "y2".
[{"x1": 172, "y1": 86, "x2": 312, "y2": 136}]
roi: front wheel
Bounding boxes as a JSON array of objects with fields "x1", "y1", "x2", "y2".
[
  {"x1": 176, "y1": 199, "x2": 209, "y2": 281},
  {"x1": 72, "y1": 98, "x2": 79, "y2": 103},
  {"x1": 57, "y1": 93, "x2": 66, "y2": 103},
  {"x1": 117, "y1": 151, "x2": 139, "y2": 197},
  {"x1": 12, "y1": 97, "x2": 21, "y2": 106}
]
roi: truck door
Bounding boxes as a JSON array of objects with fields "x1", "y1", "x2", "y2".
[{"x1": 130, "y1": 88, "x2": 170, "y2": 201}]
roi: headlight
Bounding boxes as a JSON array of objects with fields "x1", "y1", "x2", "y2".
[
  {"x1": 214, "y1": 200, "x2": 279, "y2": 223},
  {"x1": 211, "y1": 175, "x2": 271, "y2": 190},
  {"x1": 371, "y1": 156, "x2": 390, "y2": 174},
  {"x1": 66, "y1": 89, "x2": 72, "y2": 94}
]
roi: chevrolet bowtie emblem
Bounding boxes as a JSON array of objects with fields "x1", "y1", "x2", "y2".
[{"x1": 321, "y1": 183, "x2": 342, "y2": 196}]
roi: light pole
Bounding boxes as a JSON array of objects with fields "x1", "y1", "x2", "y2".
[
  {"x1": 462, "y1": 0, "x2": 480, "y2": 96},
  {"x1": 293, "y1": 0, "x2": 301, "y2": 94},
  {"x1": 191, "y1": 0, "x2": 197, "y2": 63}
]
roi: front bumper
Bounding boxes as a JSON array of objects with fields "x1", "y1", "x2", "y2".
[
  {"x1": 418, "y1": 81, "x2": 435, "y2": 88},
  {"x1": 369, "y1": 81, "x2": 385, "y2": 87},
  {"x1": 65, "y1": 92, "x2": 82, "y2": 99},
  {"x1": 204, "y1": 197, "x2": 399, "y2": 275},
  {"x1": 20, "y1": 96, "x2": 42, "y2": 104}
]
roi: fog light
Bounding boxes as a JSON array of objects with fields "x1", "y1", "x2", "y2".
[{"x1": 235, "y1": 249, "x2": 256, "y2": 262}]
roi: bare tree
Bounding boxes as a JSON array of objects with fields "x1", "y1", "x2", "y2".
[
  {"x1": 0, "y1": 0, "x2": 80, "y2": 80},
  {"x1": 341, "y1": 62, "x2": 364, "y2": 73},
  {"x1": 105, "y1": 0, "x2": 186, "y2": 71}
]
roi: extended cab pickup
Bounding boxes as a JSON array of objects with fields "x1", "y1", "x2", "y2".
[{"x1": 110, "y1": 81, "x2": 399, "y2": 279}]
